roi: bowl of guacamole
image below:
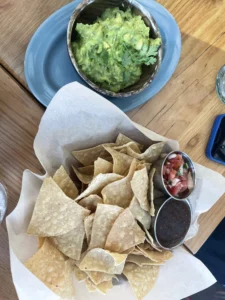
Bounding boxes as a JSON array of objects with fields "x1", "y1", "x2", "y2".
[{"x1": 67, "y1": 0, "x2": 162, "y2": 97}]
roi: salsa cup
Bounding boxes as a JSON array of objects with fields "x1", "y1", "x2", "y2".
[{"x1": 153, "y1": 150, "x2": 196, "y2": 200}]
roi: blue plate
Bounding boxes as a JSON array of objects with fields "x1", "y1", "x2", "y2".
[{"x1": 25, "y1": 0, "x2": 181, "y2": 112}]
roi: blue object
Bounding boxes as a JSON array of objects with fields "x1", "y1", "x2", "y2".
[
  {"x1": 195, "y1": 218, "x2": 225, "y2": 285},
  {"x1": 206, "y1": 114, "x2": 225, "y2": 165},
  {"x1": 24, "y1": 0, "x2": 181, "y2": 112}
]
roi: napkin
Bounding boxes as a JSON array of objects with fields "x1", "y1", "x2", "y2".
[{"x1": 7, "y1": 82, "x2": 225, "y2": 300}]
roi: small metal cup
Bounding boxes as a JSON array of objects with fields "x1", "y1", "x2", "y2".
[
  {"x1": 153, "y1": 150, "x2": 196, "y2": 200},
  {"x1": 151, "y1": 197, "x2": 192, "y2": 250}
]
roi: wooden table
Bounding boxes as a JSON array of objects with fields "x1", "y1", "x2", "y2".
[{"x1": 1, "y1": 0, "x2": 225, "y2": 298}]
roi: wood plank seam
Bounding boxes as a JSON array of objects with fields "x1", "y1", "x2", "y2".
[{"x1": 0, "y1": 63, "x2": 42, "y2": 109}]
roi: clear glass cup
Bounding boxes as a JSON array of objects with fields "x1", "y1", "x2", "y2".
[
  {"x1": 216, "y1": 65, "x2": 225, "y2": 104},
  {"x1": 0, "y1": 183, "x2": 7, "y2": 224}
]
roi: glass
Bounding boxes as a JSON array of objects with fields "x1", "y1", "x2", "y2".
[
  {"x1": 216, "y1": 65, "x2": 225, "y2": 104},
  {"x1": 0, "y1": 183, "x2": 7, "y2": 224}
]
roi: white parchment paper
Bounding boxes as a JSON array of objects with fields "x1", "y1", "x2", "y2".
[{"x1": 7, "y1": 82, "x2": 225, "y2": 300}]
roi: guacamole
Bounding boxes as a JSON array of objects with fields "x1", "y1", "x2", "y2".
[{"x1": 72, "y1": 8, "x2": 161, "y2": 93}]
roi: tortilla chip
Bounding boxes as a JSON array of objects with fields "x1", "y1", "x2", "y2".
[
  {"x1": 101, "y1": 159, "x2": 136, "y2": 208},
  {"x1": 79, "y1": 194, "x2": 103, "y2": 212},
  {"x1": 84, "y1": 213, "x2": 95, "y2": 244},
  {"x1": 131, "y1": 167, "x2": 149, "y2": 211},
  {"x1": 85, "y1": 278, "x2": 97, "y2": 292},
  {"x1": 149, "y1": 168, "x2": 156, "y2": 216},
  {"x1": 138, "y1": 223, "x2": 161, "y2": 252},
  {"x1": 38, "y1": 237, "x2": 45, "y2": 249},
  {"x1": 76, "y1": 173, "x2": 123, "y2": 201},
  {"x1": 122, "y1": 247, "x2": 135, "y2": 254},
  {"x1": 123, "y1": 263, "x2": 159, "y2": 300},
  {"x1": 137, "y1": 245, "x2": 172, "y2": 262},
  {"x1": 78, "y1": 165, "x2": 94, "y2": 174},
  {"x1": 136, "y1": 161, "x2": 151, "y2": 171},
  {"x1": 145, "y1": 237, "x2": 161, "y2": 252},
  {"x1": 89, "y1": 204, "x2": 123, "y2": 249},
  {"x1": 142, "y1": 227, "x2": 162, "y2": 252},
  {"x1": 139, "y1": 242, "x2": 151, "y2": 250},
  {"x1": 127, "y1": 142, "x2": 165, "y2": 163},
  {"x1": 25, "y1": 238, "x2": 65, "y2": 264},
  {"x1": 46, "y1": 260, "x2": 75, "y2": 299},
  {"x1": 126, "y1": 254, "x2": 163, "y2": 266},
  {"x1": 105, "y1": 208, "x2": 145, "y2": 253},
  {"x1": 131, "y1": 248, "x2": 144, "y2": 256},
  {"x1": 72, "y1": 166, "x2": 93, "y2": 184},
  {"x1": 24, "y1": 239, "x2": 72, "y2": 297},
  {"x1": 129, "y1": 197, "x2": 151, "y2": 230},
  {"x1": 113, "y1": 142, "x2": 141, "y2": 154},
  {"x1": 27, "y1": 178, "x2": 90, "y2": 236},
  {"x1": 115, "y1": 133, "x2": 134, "y2": 145},
  {"x1": 72, "y1": 143, "x2": 114, "y2": 166},
  {"x1": 53, "y1": 165, "x2": 78, "y2": 199},
  {"x1": 52, "y1": 218, "x2": 85, "y2": 260},
  {"x1": 73, "y1": 250, "x2": 88, "y2": 269},
  {"x1": 87, "y1": 271, "x2": 113, "y2": 285},
  {"x1": 116, "y1": 133, "x2": 143, "y2": 150},
  {"x1": 79, "y1": 248, "x2": 127, "y2": 274},
  {"x1": 104, "y1": 146, "x2": 133, "y2": 175},
  {"x1": 94, "y1": 158, "x2": 113, "y2": 177},
  {"x1": 74, "y1": 265, "x2": 88, "y2": 281},
  {"x1": 97, "y1": 279, "x2": 113, "y2": 294}
]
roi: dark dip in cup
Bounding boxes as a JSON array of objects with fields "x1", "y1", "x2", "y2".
[{"x1": 154, "y1": 198, "x2": 192, "y2": 249}]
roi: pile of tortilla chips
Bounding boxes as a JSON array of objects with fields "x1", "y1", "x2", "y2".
[{"x1": 25, "y1": 134, "x2": 173, "y2": 300}]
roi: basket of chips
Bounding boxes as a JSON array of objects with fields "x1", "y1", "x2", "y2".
[{"x1": 6, "y1": 82, "x2": 225, "y2": 300}]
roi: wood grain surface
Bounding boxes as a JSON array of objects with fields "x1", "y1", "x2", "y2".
[
  {"x1": 0, "y1": 66, "x2": 44, "y2": 300},
  {"x1": 0, "y1": 0, "x2": 71, "y2": 87},
  {"x1": 0, "y1": 0, "x2": 225, "y2": 298}
]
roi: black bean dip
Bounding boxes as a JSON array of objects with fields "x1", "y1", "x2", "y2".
[{"x1": 156, "y1": 199, "x2": 191, "y2": 248}]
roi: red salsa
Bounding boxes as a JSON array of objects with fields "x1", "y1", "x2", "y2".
[{"x1": 163, "y1": 153, "x2": 194, "y2": 198}]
